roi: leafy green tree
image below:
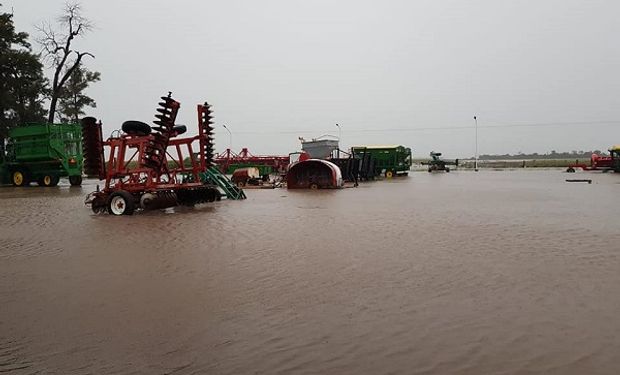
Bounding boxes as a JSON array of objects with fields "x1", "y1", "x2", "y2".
[
  {"x1": 0, "y1": 6, "x2": 47, "y2": 139},
  {"x1": 57, "y1": 64, "x2": 100, "y2": 123}
]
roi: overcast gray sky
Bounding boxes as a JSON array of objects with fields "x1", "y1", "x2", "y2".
[{"x1": 7, "y1": 0, "x2": 620, "y2": 158}]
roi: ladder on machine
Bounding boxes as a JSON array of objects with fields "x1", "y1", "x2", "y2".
[{"x1": 200, "y1": 166, "x2": 246, "y2": 200}]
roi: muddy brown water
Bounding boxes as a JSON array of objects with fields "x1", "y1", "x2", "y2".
[{"x1": 1, "y1": 170, "x2": 619, "y2": 374}]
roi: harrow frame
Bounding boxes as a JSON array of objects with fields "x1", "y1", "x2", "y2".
[{"x1": 83, "y1": 94, "x2": 234, "y2": 215}]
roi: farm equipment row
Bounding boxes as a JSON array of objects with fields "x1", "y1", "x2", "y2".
[{"x1": 83, "y1": 93, "x2": 245, "y2": 215}]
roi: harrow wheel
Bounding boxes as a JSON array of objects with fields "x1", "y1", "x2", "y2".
[
  {"x1": 107, "y1": 190, "x2": 135, "y2": 216},
  {"x1": 91, "y1": 196, "x2": 107, "y2": 214}
]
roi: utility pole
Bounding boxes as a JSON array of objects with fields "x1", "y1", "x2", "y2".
[
  {"x1": 474, "y1": 116, "x2": 479, "y2": 171},
  {"x1": 335, "y1": 123, "x2": 342, "y2": 158},
  {"x1": 222, "y1": 124, "x2": 232, "y2": 152}
]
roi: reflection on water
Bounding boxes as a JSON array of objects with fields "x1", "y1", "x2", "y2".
[{"x1": 1, "y1": 170, "x2": 619, "y2": 374}]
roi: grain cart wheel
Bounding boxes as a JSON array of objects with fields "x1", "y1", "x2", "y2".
[
  {"x1": 38, "y1": 175, "x2": 54, "y2": 187},
  {"x1": 11, "y1": 170, "x2": 28, "y2": 186},
  {"x1": 107, "y1": 191, "x2": 135, "y2": 216},
  {"x1": 309, "y1": 183, "x2": 319, "y2": 190},
  {"x1": 69, "y1": 175, "x2": 83, "y2": 186},
  {"x1": 385, "y1": 170, "x2": 394, "y2": 178},
  {"x1": 49, "y1": 175, "x2": 60, "y2": 187}
]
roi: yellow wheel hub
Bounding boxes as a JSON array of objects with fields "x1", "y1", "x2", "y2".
[
  {"x1": 13, "y1": 171, "x2": 23, "y2": 185},
  {"x1": 43, "y1": 176, "x2": 51, "y2": 186},
  {"x1": 386, "y1": 171, "x2": 393, "y2": 178}
]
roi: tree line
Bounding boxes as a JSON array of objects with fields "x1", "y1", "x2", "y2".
[
  {"x1": 477, "y1": 150, "x2": 609, "y2": 160},
  {"x1": 0, "y1": 2, "x2": 99, "y2": 140}
]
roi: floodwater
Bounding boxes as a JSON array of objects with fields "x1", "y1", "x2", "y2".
[{"x1": 1, "y1": 170, "x2": 619, "y2": 375}]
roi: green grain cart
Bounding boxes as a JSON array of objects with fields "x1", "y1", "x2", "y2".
[
  {"x1": 0, "y1": 123, "x2": 83, "y2": 187},
  {"x1": 351, "y1": 145, "x2": 412, "y2": 178}
]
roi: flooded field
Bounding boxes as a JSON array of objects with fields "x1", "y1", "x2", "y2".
[{"x1": 1, "y1": 170, "x2": 619, "y2": 374}]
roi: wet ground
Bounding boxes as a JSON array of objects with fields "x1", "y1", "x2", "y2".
[{"x1": 1, "y1": 170, "x2": 619, "y2": 374}]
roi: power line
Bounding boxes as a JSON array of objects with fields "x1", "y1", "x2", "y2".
[{"x1": 229, "y1": 120, "x2": 620, "y2": 135}]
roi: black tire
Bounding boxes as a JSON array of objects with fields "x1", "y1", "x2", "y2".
[
  {"x1": 69, "y1": 175, "x2": 83, "y2": 186},
  {"x1": 173, "y1": 125, "x2": 187, "y2": 135},
  {"x1": 122, "y1": 120, "x2": 152, "y2": 136},
  {"x1": 91, "y1": 196, "x2": 107, "y2": 214},
  {"x1": 566, "y1": 167, "x2": 576, "y2": 173},
  {"x1": 49, "y1": 175, "x2": 60, "y2": 187},
  {"x1": 107, "y1": 190, "x2": 135, "y2": 215}
]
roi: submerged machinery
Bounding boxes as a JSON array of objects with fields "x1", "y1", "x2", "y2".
[
  {"x1": 0, "y1": 123, "x2": 83, "y2": 186},
  {"x1": 350, "y1": 145, "x2": 412, "y2": 178},
  {"x1": 566, "y1": 152, "x2": 615, "y2": 173},
  {"x1": 611, "y1": 145, "x2": 620, "y2": 172},
  {"x1": 424, "y1": 151, "x2": 458, "y2": 172},
  {"x1": 83, "y1": 93, "x2": 244, "y2": 215},
  {"x1": 214, "y1": 148, "x2": 290, "y2": 176}
]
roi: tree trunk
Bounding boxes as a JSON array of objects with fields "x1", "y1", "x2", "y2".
[{"x1": 48, "y1": 95, "x2": 58, "y2": 123}]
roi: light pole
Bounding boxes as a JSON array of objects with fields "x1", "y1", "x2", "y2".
[
  {"x1": 335, "y1": 123, "x2": 342, "y2": 158},
  {"x1": 222, "y1": 124, "x2": 232, "y2": 152},
  {"x1": 473, "y1": 116, "x2": 479, "y2": 171}
]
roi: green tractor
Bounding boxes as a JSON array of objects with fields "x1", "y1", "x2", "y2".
[
  {"x1": 0, "y1": 123, "x2": 83, "y2": 187},
  {"x1": 423, "y1": 151, "x2": 459, "y2": 172},
  {"x1": 611, "y1": 145, "x2": 620, "y2": 173}
]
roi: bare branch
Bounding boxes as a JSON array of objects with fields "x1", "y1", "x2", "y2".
[
  {"x1": 37, "y1": 2, "x2": 96, "y2": 123},
  {"x1": 56, "y1": 51, "x2": 94, "y2": 93}
]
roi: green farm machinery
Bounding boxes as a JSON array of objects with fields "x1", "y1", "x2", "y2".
[
  {"x1": 423, "y1": 151, "x2": 458, "y2": 172},
  {"x1": 0, "y1": 123, "x2": 83, "y2": 187},
  {"x1": 611, "y1": 145, "x2": 620, "y2": 173},
  {"x1": 350, "y1": 145, "x2": 412, "y2": 178}
]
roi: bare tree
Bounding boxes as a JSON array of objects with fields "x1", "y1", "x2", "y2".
[{"x1": 37, "y1": 3, "x2": 94, "y2": 123}]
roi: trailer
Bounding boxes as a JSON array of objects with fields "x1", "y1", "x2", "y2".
[
  {"x1": 350, "y1": 145, "x2": 412, "y2": 178},
  {"x1": 231, "y1": 167, "x2": 261, "y2": 187},
  {"x1": 0, "y1": 123, "x2": 83, "y2": 186}
]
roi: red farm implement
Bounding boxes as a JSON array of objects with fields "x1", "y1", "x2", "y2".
[
  {"x1": 82, "y1": 93, "x2": 245, "y2": 215},
  {"x1": 214, "y1": 148, "x2": 290, "y2": 175},
  {"x1": 566, "y1": 153, "x2": 613, "y2": 173}
]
